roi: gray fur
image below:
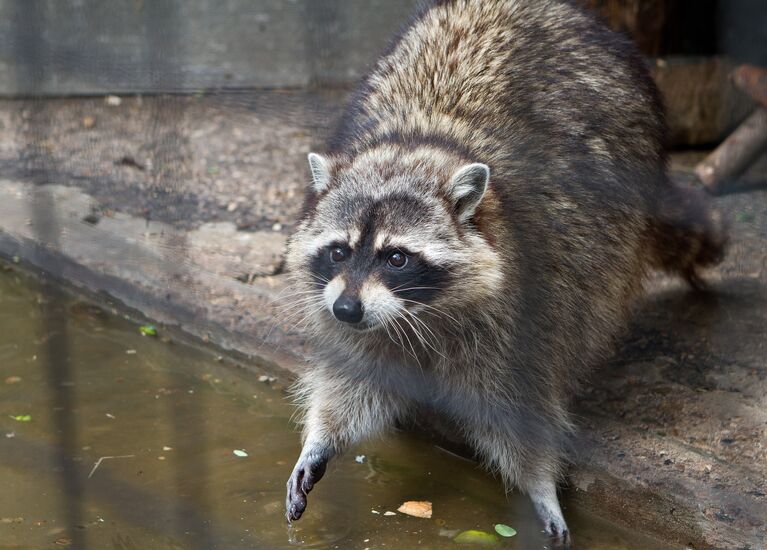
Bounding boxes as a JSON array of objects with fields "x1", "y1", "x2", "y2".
[{"x1": 284, "y1": 0, "x2": 726, "y2": 545}]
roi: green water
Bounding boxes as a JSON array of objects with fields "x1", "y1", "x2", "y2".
[{"x1": 0, "y1": 265, "x2": 670, "y2": 549}]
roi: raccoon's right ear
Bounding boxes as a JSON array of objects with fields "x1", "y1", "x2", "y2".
[
  {"x1": 307, "y1": 152, "x2": 331, "y2": 193},
  {"x1": 447, "y1": 163, "x2": 490, "y2": 222}
]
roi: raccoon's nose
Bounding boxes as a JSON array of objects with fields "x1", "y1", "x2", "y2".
[{"x1": 333, "y1": 295, "x2": 364, "y2": 324}]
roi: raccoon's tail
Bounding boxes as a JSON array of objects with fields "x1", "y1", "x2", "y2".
[{"x1": 649, "y1": 184, "x2": 728, "y2": 290}]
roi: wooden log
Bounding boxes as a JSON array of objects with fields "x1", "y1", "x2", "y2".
[
  {"x1": 694, "y1": 107, "x2": 767, "y2": 194},
  {"x1": 732, "y1": 64, "x2": 767, "y2": 109},
  {"x1": 651, "y1": 57, "x2": 756, "y2": 147}
]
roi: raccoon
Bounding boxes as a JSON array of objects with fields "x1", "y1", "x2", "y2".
[{"x1": 284, "y1": 0, "x2": 726, "y2": 544}]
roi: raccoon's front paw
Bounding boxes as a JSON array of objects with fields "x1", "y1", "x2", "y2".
[
  {"x1": 544, "y1": 518, "x2": 571, "y2": 548},
  {"x1": 285, "y1": 454, "x2": 328, "y2": 522}
]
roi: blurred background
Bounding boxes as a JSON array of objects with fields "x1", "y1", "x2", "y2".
[{"x1": 2, "y1": 0, "x2": 766, "y2": 231}]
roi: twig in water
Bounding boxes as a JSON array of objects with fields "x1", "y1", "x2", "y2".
[{"x1": 88, "y1": 455, "x2": 135, "y2": 479}]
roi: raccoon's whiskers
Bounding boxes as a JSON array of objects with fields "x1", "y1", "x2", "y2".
[
  {"x1": 286, "y1": 302, "x2": 327, "y2": 334},
  {"x1": 259, "y1": 294, "x2": 325, "y2": 352},
  {"x1": 380, "y1": 312, "x2": 406, "y2": 355},
  {"x1": 390, "y1": 313, "x2": 422, "y2": 368},
  {"x1": 378, "y1": 312, "x2": 408, "y2": 362},
  {"x1": 276, "y1": 296, "x2": 326, "y2": 330},
  {"x1": 392, "y1": 286, "x2": 442, "y2": 293},
  {"x1": 398, "y1": 297, "x2": 460, "y2": 326},
  {"x1": 403, "y1": 309, "x2": 447, "y2": 359}
]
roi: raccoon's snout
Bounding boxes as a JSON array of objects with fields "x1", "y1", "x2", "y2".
[{"x1": 332, "y1": 295, "x2": 364, "y2": 324}]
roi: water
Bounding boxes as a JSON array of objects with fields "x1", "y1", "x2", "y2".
[{"x1": 0, "y1": 264, "x2": 669, "y2": 549}]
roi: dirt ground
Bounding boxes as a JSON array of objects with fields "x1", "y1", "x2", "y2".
[
  {"x1": 0, "y1": 93, "x2": 765, "y2": 548},
  {"x1": 0, "y1": 92, "x2": 345, "y2": 232}
]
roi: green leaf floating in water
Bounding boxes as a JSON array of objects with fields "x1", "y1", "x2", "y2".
[
  {"x1": 9, "y1": 415, "x2": 31, "y2": 422},
  {"x1": 139, "y1": 325, "x2": 158, "y2": 337},
  {"x1": 453, "y1": 530, "x2": 499, "y2": 545},
  {"x1": 494, "y1": 524, "x2": 517, "y2": 537}
]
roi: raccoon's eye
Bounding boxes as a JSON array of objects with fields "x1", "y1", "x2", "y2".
[
  {"x1": 387, "y1": 251, "x2": 408, "y2": 269},
  {"x1": 330, "y1": 247, "x2": 348, "y2": 263}
]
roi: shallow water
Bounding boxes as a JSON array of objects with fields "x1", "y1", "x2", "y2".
[{"x1": 0, "y1": 265, "x2": 670, "y2": 549}]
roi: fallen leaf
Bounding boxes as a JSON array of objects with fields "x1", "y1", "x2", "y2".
[
  {"x1": 4, "y1": 376, "x2": 21, "y2": 384},
  {"x1": 233, "y1": 449, "x2": 248, "y2": 458},
  {"x1": 82, "y1": 116, "x2": 95, "y2": 129},
  {"x1": 139, "y1": 325, "x2": 157, "y2": 337},
  {"x1": 453, "y1": 530, "x2": 499, "y2": 545},
  {"x1": 494, "y1": 524, "x2": 517, "y2": 537},
  {"x1": 397, "y1": 501, "x2": 432, "y2": 518},
  {"x1": 9, "y1": 415, "x2": 31, "y2": 422}
]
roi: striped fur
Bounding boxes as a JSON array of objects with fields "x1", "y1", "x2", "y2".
[{"x1": 284, "y1": 0, "x2": 726, "y2": 544}]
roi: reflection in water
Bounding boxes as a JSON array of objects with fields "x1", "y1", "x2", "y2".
[{"x1": 0, "y1": 266, "x2": 667, "y2": 549}]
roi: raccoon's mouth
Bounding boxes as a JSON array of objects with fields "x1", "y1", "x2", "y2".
[{"x1": 338, "y1": 319, "x2": 381, "y2": 332}]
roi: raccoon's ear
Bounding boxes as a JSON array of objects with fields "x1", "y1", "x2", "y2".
[
  {"x1": 307, "y1": 152, "x2": 331, "y2": 193},
  {"x1": 447, "y1": 163, "x2": 490, "y2": 222}
]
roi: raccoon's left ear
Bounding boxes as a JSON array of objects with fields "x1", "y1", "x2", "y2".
[
  {"x1": 307, "y1": 152, "x2": 331, "y2": 193},
  {"x1": 447, "y1": 163, "x2": 490, "y2": 222}
]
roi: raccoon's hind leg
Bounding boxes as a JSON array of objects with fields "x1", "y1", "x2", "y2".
[
  {"x1": 465, "y1": 417, "x2": 571, "y2": 547},
  {"x1": 650, "y1": 184, "x2": 728, "y2": 290},
  {"x1": 521, "y1": 471, "x2": 571, "y2": 547},
  {"x1": 286, "y1": 370, "x2": 406, "y2": 522}
]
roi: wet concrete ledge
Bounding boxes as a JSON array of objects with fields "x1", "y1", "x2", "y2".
[{"x1": 0, "y1": 179, "x2": 765, "y2": 549}]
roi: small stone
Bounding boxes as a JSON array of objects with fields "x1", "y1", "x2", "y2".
[
  {"x1": 383, "y1": 511, "x2": 396, "y2": 516},
  {"x1": 1, "y1": 517, "x2": 23, "y2": 524},
  {"x1": 227, "y1": 202, "x2": 238, "y2": 212},
  {"x1": 105, "y1": 95, "x2": 122, "y2": 106},
  {"x1": 397, "y1": 501, "x2": 431, "y2": 518},
  {"x1": 355, "y1": 455, "x2": 365, "y2": 463},
  {"x1": 272, "y1": 222, "x2": 283, "y2": 232},
  {"x1": 4, "y1": 376, "x2": 21, "y2": 384},
  {"x1": 82, "y1": 116, "x2": 95, "y2": 128}
]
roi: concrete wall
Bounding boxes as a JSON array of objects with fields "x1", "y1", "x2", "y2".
[
  {"x1": 0, "y1": 0, "x2": 418, "y2": 96},
  {"x1": 1, "y1": 0, "x2": 765, "y2": 97}
]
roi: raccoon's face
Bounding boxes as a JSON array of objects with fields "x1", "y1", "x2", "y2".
[{"x1": 287, "y1": 149, "x2": 502, "y2": 335}]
